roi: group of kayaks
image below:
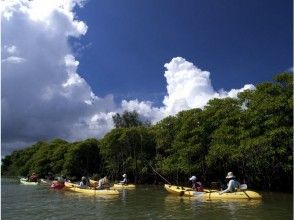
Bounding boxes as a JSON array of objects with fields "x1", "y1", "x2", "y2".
[
  {"x1": 19, "y1": 178, "x2": 262, "y2": 200},
  {"x1": 19, "y1": 178, "x2": 136, "y2": 196}
]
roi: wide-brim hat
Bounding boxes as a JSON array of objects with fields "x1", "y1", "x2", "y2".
[
  {"x1": 189, "y1": 176, "x2": 197, "y2": 181},
  {"x1": 226, "y1": 172, "x2": 235, "y2": 179},
  {"x1": 122, "y1": 174, "x2": 127, "y2": 178}
]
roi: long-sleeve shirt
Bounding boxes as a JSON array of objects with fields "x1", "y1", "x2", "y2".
[
  {"x1": 220, "y1": 179, "x2": 240, "y2": 194},
  {"x1": 97, "y1": 178, "x2": 110, "y2": 189},
  {"x1": 79, "y1": 180, "x2": 88, "y2": 188},
  {"x1": 120, "y1": 177, "x2": 128, "y2": 184}
]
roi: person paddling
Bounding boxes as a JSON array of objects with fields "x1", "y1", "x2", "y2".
[
  {"x1": 79, "y1": 176, "x2": 88, "y2": 188},
  {"x1": 219, "y1": 172, "x2": 240, "y2": 194},
  {"x1": 119, "y1": 174, "x2": 128, "y2": 185},
  {"x1": 97, "y1": 176, "x2": 110, "y2": 189},
  {"x1": 29, "y1": 172, "x2": 38, "y2": 182},
  {"x1": 189, "y1": 176, "x2": 204, "y2": 192}
]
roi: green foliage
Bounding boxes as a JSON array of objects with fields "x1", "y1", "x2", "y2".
[
  {"x1": 2, "y1": 73, "x2": 292, "y2": 191},
  {"x1": 112, "y1": 111, "x2": 149, "y2": 128}
]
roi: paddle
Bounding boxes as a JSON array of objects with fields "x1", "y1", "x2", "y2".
[
  {"x1": 239, "y1": 184, "x2": 251, "y2": 199},
  {"x1": 148, "y1": 162, "x2": 171, "y2": 185},
  {"x1": 240, "y1": 184, "x2": 247, "y2": 190}
]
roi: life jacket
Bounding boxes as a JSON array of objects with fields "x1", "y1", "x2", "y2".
[
  {"x1": 29, "y1": 175, "x2": 38, "y2": 182},
  {"x1": 195, "y1": 182, "x2": 204, "y2": 192}
]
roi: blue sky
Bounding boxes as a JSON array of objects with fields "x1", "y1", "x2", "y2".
[
  {"x1": 74, "y1": 0, "x2": 293, "y2": 105},
  {"x1": 1, "y1": 0, "x2": 293, "y2": 155}
]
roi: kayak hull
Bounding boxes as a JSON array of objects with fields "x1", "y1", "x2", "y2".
[
  {"x1": 164, "y1": 184, "x2": 262, "y2": 200},
  {"x1": 65, "y1": 182, "x2": 119, "y2": 195},
  {"x1": 112, "y1": 183, "x2": 136, "y2": 189},
  {"x1": 20, "y1": 178, "x2": 38, "y2": 185},
  {"x1": 164, "y1": 184, "x2": 210, "y2": 195}
]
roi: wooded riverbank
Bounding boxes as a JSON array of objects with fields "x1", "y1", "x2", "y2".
[{"x1": 2, "y1": 73, "x2": 292, "y2": 192}]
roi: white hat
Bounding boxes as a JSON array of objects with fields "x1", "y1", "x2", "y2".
[
  {"x1": 122, "y1": 174, "x2": 127, "y2": 178},
  {"x1": 189, "y1": 176, "x2": 197, "y2": 181},
  {"x1": 226, "y1": 172, "x2": 235, "y2": 179}
]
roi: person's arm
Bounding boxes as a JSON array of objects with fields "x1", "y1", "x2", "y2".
[
  {"x1": 97, "y1": 180, "x2": 102, "y2": 188},
  {"x1": 220, "y1": 180, "x2": 233, "y2": 194}
]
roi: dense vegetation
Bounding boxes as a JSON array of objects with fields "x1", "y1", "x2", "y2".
[{"x1": 2, "y1": 73, "x2": 293, "y2": 191}]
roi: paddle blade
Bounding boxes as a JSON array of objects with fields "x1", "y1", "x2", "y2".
[
  {"x1": 179, "y1": 190, "x2": 184, "y2": 196},
  {"x1": 240, "y1": 184, "x2": 247, "y2": 190}
]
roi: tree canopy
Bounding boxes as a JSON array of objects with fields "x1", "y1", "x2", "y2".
[{"x1": 2, "y1": 73, "x2": 292, "y2": 191}]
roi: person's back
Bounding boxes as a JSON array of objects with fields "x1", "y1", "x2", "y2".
[
  {"x1": 29, "y1": 173, "x2": 38, "y2": 182},
  {"x1": 120, "y1": 174, "x2": 128, "y2": 185},
  {"x1": 97, "y1": 176, "x2": 110, "y2": 189},
  {"x1": 195, "y1": 181, "x2": 204, "y2": 192},
  {"x1": 79, "y1": 176, "x2": 88, "y2": 188},
  {"x1": 220, "y1": 172, "x2": 240, "y2": 194},
  {"x1": 189, "y1": 175, "x2": 203, "y2": 192}
]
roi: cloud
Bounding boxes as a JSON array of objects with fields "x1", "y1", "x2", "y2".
[
  {"x1": 121, "y1": 57, "x2": 255, "y2": 122},
  {"x1": 2, "y1": 56, "x2": 26, "y2": 64},
  {"x1": 1, "y1": 0, "x2": 114, "y2": 154},
  {"x1": 1, "y1": 0, "x2": 255, "y2": 155},
  {"x1": 162, "y1": 57, "x2": 216, "y2": 114}
]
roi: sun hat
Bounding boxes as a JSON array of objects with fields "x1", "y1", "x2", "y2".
[
  {"x1": 189, "y1": 176, "x2": 197, "y2": 181},
  {"x1": 226, "y1": 172, "x2": 235, "y2": 179},
  {"x1": 122, "y1": 174, "x2": 127, "y2": 178}
]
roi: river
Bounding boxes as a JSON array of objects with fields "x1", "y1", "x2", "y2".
[{"x1": 1, "y1": 178, "x2": 292, "y2": 219}]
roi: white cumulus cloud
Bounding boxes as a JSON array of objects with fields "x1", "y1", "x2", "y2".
[
  {"x1": 1, "y1": 0, "x2": 255, "y2": 155},
  {"x1": 1, "y1": 0, "x2": 115, "y2": 154}
]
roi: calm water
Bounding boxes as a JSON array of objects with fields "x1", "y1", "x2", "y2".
[{"x1": 1, "y1": 178, "x2": 293, "y2": 220}]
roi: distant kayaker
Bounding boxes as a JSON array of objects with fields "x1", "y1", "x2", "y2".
[
  {"x1": 119, "y1": 174, "x2": 128, "y2": 185},
  {"x1": 97, "y1": 176, "x2": 110, "y2": 189},
  {"x1": 219, "y1": 172, "x2": 240, "y2": 194},
  {"x1": 189, "y1": 176, "x2": 204, "y2": 192},
  {"x1": 51, "y1": 176, "x2": 65, "y2": 189},
  {"x1": 29, "y1": 172, "x2": 38, "y2": 182},
  {"x1": 79, "y1": 176, "x2": 88, "y2": 188}
]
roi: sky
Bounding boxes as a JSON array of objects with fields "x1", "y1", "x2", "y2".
[{"x1": 1, "y1": 0, "x2": 293, "y2": 155}]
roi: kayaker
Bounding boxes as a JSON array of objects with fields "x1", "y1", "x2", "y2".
[
  {"x1": 57, "y1": 176, "x2": 65, "y2": 185},
  {"x1": 97, "y1": 176, "x2": 110, "y2": 189},
  {"x1": 51, "y1": 177, "x2": 65, "y2": 189},
  {"x1": 219, "y1": 172, "x2": 240, "y2": 194},
  {"x1": 79, "y1": 176, "x2": 88, "y2": 188},
  {"x1": 119, "y1": 174, "x2": 128, "y2": 185},
  {"x1": 189, "y1": 176, "x2": 204, "y2": 192},
  {"x1": 29, "y1": 173, "x2": 38, "y2": 182}
]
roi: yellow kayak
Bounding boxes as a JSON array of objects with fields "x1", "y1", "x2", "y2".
[
  {"x1": 112, "y1": 183, "x2": 136, "y2": 189},
  {"x1": 164, "y1": 184, "x2": 262, "y2": 200},
  {"x1": 64, "y1": 182, "x2": 119, "y2": 195},
  {"x1": 89, "y1": 179, "x2": 135, "y2": 189},
  {"x1": 164, "y1": 184, "x2": 211, "y2": 195}
]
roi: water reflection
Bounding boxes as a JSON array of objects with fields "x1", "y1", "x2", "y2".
[{"x1": 164, "y1": 194, "x2": 262, "y2": 219}]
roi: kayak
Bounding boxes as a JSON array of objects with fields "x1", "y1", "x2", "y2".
[
  {"x1": 90, "y1": 179, "x2": 136, "y2": 189},
  {"x1": 164, "y1": 184, "x2": 262, "y2": 200},
  {"x1": 164, "y1": 184, "x2": 211, "y2": 195},
  {"x1": 112, "y1": 183, "x2": 136, "y2": 189},
  {"x1": 64, "y1": 181, "x2": 78, "y2": 189},
  {"x1": 64, "y1": 182, "x2": 119, "y2": 195},
  {"x1": 20, "y1": 178, "x2": 38, "y2": 185}
]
